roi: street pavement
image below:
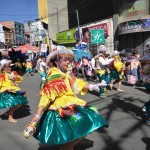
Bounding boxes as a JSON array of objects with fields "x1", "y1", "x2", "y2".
[{"x1": 0, "y1": 73, "x2": 150, "y2": 150}]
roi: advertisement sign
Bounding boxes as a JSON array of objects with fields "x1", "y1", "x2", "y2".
[
  {"x1": 82, "y1": 23, "x2": 108, "y2": 43},
  {"x1": 56, "y1": 29, "x2": 77, "y2": 44},
  {"x1": 118, "y1": 19, "x2": 150, "y2": 34},
  {"x1": 91, "y1": 30, "x2": 105, "y2": 44},
  {"x1": 88, "y1": 23, "x2": 108, "y2": 36}
]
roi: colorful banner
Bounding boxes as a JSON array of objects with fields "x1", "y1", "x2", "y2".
[
  {"x1": 56, "y1": 29, "x2": 77, "y2": 44},
  {"x1": 118, "y1": 19, "x2": 150, "y2": 34},
  {"x1": 38, "y1": 0, "x2": 48, "y2": 24}
]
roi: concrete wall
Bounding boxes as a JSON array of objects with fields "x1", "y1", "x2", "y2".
[{"x1": 47, "y1": 0, "x2": 69, "y2": 40}]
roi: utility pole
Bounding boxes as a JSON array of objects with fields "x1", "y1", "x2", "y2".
[
  {"x1": 76, "y1": 10, "x2": 81, "y2": 42},
  {"x1": 28, "y1": 21, "x2": 32, "y2": 52},
  {"x1": 56, "y1": 8, "x2": 59, "y2": 32}
]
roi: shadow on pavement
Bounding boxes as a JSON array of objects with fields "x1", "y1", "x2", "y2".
[
  {"x1": 112, "y1": 98, "x2": 146, "y2": 119},
  {"x1": 141, "y1": 137, "x2": 150, "y2": 150},
  {"x1": 14, "y1": 104, "x2": 31, "y2": 119},
  {"x1": 96, "y1": 96, "x2": 148, "y2": 150},
  {"x1": 0, "y1": 104, "x2": 31, "y2": 120},
  {"x1": 38, "y1": 138, "x2": 94, "y2": 150},
  {"x1": 135, "y1": 87, "x2": 150, "y2": 94}
]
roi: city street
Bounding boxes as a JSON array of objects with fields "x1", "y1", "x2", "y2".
[{"x1": 0, "y1": 73, "x2": 150, "y2": 150}]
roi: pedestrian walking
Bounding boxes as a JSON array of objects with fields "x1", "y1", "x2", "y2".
[
  {"x1": 24, "y1": 48, "x2": 108, "y2": 150},
  {"x1": 0, "y1": 59, "x2": 28, "y2": 123}
]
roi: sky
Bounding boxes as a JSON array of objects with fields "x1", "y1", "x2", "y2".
[{"x1": 0, "y1": 0, "x2": 38, "y2": 23}]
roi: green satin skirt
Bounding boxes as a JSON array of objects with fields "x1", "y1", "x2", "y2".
[
  {"x1": 0, "y1": 91, "x2": 28, "y2": 109},
  {"x1": 34, "y1": 105, "x2": 108, "y2": 145},
  {"x1": 110, "y1": 69, "x2": 119, "y2": 80}
]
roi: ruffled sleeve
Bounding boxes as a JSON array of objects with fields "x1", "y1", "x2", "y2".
[
  {"x1": 0, "y1": 73, "x2": 5, "y2": 89},
  {"x1": 76, "y1": 78, "x2": 88, "y2": 95},
  {"x1": 38, "y1": 73, "x2": 68, "y2": 110}
]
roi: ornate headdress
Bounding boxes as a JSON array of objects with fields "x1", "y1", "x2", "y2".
[
  {"x1": 97, "y1": 45, "x2": 108, "y2": 53},
  {"x1": 46, "y1": 46, "x2": 75, "y2": 64},
  {"x1": 112, "y1": 50, "x2": 120, "y2": 56},
  {"x1": 0, "y1": 59, "x2": 12, "y2": 71}
]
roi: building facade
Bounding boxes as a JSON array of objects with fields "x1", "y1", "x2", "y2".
[
  {"x1": 67, "y1": 0, "x2": 113, "y2": 29},
  {"x1": 113, "y1": 0, "x2": 150, "y2": 55},
  {"x1": 0, "y1": 24, "x2": 12, "y2": 49},
  {"x1": 0, "y1": 21, "x2": 25, "y2": 46}
]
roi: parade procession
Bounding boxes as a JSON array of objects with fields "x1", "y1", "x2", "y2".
[{"x1": 0, "y1": 0, "x2": 150, "y2": 150}]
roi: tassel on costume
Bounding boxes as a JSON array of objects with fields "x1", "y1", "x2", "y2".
[{"x1": 88, "y1": 105, "x2": 98, "y2": 113}]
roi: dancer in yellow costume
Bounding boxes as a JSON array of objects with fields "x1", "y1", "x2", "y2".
[
  {"x1": 110, "y1": 50, "x2": 125, "y2": 91},
  {"x1": 24, "y1": 48, "x2": 108, "y2": 150},
  {"x1": 0, "y1": 59, "x2": 28, "y2": 123},
  {"x1": 23, "y1": 59, "x2": 33, "y2": 76}
]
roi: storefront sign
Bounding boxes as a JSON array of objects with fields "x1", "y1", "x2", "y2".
[
  {"x1": 88, "y1": 23, "x2": 108, "y2": 36},
  {"x1": 56, "y1": 29, "x2": 77, "y2": 44},
  {"x1": 118, "y1": 19, "x2": 150, "y2": 34}
]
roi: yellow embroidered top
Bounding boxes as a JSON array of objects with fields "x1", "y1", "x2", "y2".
[
  {"x1": 25, "y1": 62, "x2": 32, "y2": 69},
  {"x1": 114, "y1": 61, "x2": 123, "y2": 72},
  {"x1": 113, "y1": 56, "x2": 123, "y2": 72},
  {"x1": 38, "y1": 67, "x2": 88, "y2": 110},
  {"x1": 0, "y1": 72, "x2": 22, "y2": 93}
]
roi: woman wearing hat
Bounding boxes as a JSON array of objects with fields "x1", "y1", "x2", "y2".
[
  {"x1": 25, "y1": 48, "x2": 108, "y2": 150},
  {"x1": 0, "y1": 59, "x2": 28, "y2": 123},
  {"x1": 110, "y1": 50, "x2": 125, "y2": 91}
]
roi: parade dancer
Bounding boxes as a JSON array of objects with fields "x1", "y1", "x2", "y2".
[
  {"x1": 110, "y1": 50, "x2": 125, "y2": 91},
  {"x1": 97, "y1": 45, "x2": 113, "y2": 98},
  {"x1": 24, "y1": 48, "x2": 108, "y2": 150},
  {"x1": 23, "y1": 59, "x2": 33, "y2": 76},
  {"x1": 0, "y1": 59, "x2": 28, "y2": 123}
]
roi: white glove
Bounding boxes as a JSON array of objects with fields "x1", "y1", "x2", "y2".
[
  {"x1": 107, "y1": 58, "x2": 114, "y2": 63},
  {"x1": 89, "y1": 82, "x2": 107, "y2": 92}
]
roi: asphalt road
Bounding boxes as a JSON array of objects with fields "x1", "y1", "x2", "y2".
[{"x1": 0, "y1": 73, "x2": 150, "y2": 150}]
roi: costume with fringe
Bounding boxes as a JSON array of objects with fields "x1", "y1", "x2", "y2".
[
  {"x1": 33, "y1": 67, "x2": 108, "y2": 144},
  {"x1": 0, "y1": 71, "x2": 28, "y2": 108},
  {"x1": 96, "y1": 54, "x2": 111, "y2": 97}
]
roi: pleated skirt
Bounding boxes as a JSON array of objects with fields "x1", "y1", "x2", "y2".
[
  {"x1": 110, "y1": 69, "x2": 119, "y2": 80},
  {"x1": 34, "y1": 105, "x2": 108, "y2": 145}
]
